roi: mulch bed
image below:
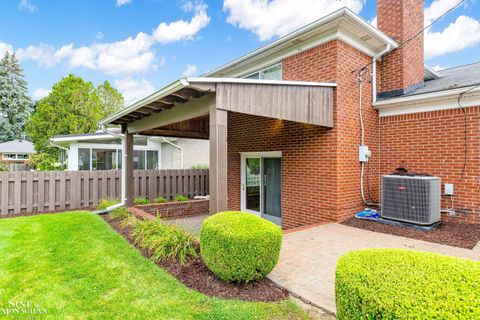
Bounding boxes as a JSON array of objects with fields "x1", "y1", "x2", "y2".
[
  {"x1": 342, "y1": 218, "x2": 480, "y2": 249},
  {"x1": 103, "y1": 215, "x2": 289, "y2": 302}
]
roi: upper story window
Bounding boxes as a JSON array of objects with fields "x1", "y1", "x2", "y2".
[
  {"x1": 3, "y1": 153, "x2": 30, "y2": 160},
  {"x1": 243, "y1": 64, "x2": 282, "y2": 80}
]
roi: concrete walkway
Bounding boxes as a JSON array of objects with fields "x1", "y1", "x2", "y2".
[
  {"x1": 164, "y1": 214, "x2": 209, "y2": 235},
  {"x1": 268, "y1": 223, "x2": 480, "y2": 314}
]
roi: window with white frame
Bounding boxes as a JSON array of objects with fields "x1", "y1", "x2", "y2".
[
  {"x1": 3, "y1": 153, "x2": 30, "y2": 160},
  {"x1": 78, "y1": 148, "x2": 159, "y2": 170},
  {"x1": 243, "y1": 64, "x2": 282, "y2": 80}
]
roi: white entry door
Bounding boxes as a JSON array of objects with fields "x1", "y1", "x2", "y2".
[{"x1": 241, "y1": 152, "x2": 282, "y2": 226}]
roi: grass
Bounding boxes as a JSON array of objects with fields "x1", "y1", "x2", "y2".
[
  {"x1": 134, "y1": 197, "x2": 150, "y2": 205},
  {"x1": 0, "y1": 212, "x2": 306, "y2": 320},
  {"x1": 175, "y1": 194, "x2": 189, "y2": 202}
]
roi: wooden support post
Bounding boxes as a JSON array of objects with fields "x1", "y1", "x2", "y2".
[
  {"x1": 122, "y1": 125, "x2": 134, "y2": 207},
  {"x1": 209, "y1": 104, "x2": 228, "y2": 214}
]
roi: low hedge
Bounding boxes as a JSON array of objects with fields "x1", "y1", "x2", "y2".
[
  {"x1": 335, "y1": 249, "x2": 480, "y2": 320},
  {"x1": 200, "y1": 211, "x2": 282, "y2": 283}
]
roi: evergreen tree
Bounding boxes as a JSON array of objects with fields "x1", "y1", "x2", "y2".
[{"x1": 0, "y1": 52, "x2": 34, "y2": 142}]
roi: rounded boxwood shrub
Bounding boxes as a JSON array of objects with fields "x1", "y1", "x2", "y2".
[
  {"x1": 200, "y1": 211, "x2": 282, "y2": 283},
  {"x1": 335, "y1": 249, "x2": 480, "y2": 320}
]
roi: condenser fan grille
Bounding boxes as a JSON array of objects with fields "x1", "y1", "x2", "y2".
[{"x1": 381, "y1": 175, "x2": 441, "y2": 225}]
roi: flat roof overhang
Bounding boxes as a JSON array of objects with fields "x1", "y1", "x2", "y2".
[{"x1": 101, "y1": 77, "x2": 336, "y2": 135}]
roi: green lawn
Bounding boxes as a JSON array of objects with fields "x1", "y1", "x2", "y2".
[{"x1": 0, "y1": 212, "x2": 306, "y2": 320}]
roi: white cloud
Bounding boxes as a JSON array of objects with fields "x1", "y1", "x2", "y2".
[
  {"x1": 425, "y1": 15, "x2": 480, "y2": 59},
  {"x1": 95, "y1": 32, "x2": 104, "y2": 40},
  {"x1": 369, "y1": 1, "x2": 479, "y2": 60},
  {"x1": 32, "y1": 88, "x2": 51, "y2": 100},
  {"x1": 16, "y1": 44, "x2": 59, "y2": 67},
  {"x1": 182, "y1": 64, "x2": 197, "y2": 76},
  {"x1": 18, "y1": 0, "x2": 37, "y2": 13},
  {"x1": 116, "y1": 0, "x2": 132, "y2": 7},
  {"x1": 432, "y1": 64, "x2": 446, "y2": 71},
  {"x1": 13, "y1": 2, "x2": 209, "y2": 75},
  {"x1": 0, "y1": 41, "x2": 14, "y2": 57},
  {"x1": 424, "y1": 0, "x2": 464, "y2": 26},
  {"x1": 223, "y1": 0, "x2": 364, "y2": 41},
  {"x1": 114, "y1": 77, "x2": 155, "y2": 105},
  {"x1": 153, "y1": 2, "x2": 210, "y2": 43}
]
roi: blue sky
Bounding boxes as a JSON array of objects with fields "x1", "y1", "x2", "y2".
[{"x1": 1, "y1": 0, "x2": 479, "y2": 104}]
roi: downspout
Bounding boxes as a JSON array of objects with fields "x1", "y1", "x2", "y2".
[
  {"x1": 162, "y1": 137, "x2": 184, "y2": 169},
  {"x1": 358, "y1": 44, "x2": 392, "y2": 207},
  {"x1": 92, "y1": 125, "x2": 127, "y2": 214},
  {"x1": 49, "y1": 141, "x2": 69, "y2": 167},
  {"x1": 372, "y1": 44, "x2": 391, "y2": 103}
]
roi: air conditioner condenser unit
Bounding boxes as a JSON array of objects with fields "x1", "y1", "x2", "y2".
[{"x1": 381, "y1": 175, "x2": 441, "y2": 225}]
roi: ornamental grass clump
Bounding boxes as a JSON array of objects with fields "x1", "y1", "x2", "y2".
[
  {"x1": 109, "y1": 206, "x2": 130, "y2": 220},
  {"x1": 200, "y1": 211, "x2": 282, "y2": 283},
  {"x1": 133, "y1": 197, "x2": 150, "y2": 205},
  {"x1": 335, "y1": 249, "x2": 480, "y2": 320},
  {"x1": 175, "y1": 194, "x2": 189, "y2": 202},
  {"x1": 97, "y1": 197, "x2": 120, "y2": 210},
  {"x1": 132, "y1": 219, "x2": 197, "y2": 266},
  {"x1": 154, "y1": 196, "x2": 167, "y2": 203}
]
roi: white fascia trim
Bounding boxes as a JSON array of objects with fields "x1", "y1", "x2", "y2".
[
  {"x1": 102, "y1": 77, "x2": 337, "y2": 126},
  {"x1": 186, "y1": 77, "x2": 337, "y2": 87},
  {"x1": 204, "y1": 8, "x2": 396, "y2": 77},
  {"x1": 206, "y1": 29, "x2": 382, "y2": 79},
  {"x1": 51, "y1": 134, "x2": 116, "y2": 143},
  {"x1": 100, "y1": 79, "x2": 187, "y2": 126},
  {"x1": 374, "y1": 86, "x2": 480, "y2": 116}
]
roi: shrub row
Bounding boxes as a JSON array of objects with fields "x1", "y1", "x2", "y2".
[{"x1": 335, "y1": 249, "x2": 480, "y2": 320}]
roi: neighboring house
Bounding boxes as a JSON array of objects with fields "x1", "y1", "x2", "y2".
[
  {"x1": 100, "y1": 1, "x2": 480, "y2": 228},
  {"x1": 50, "y1": 129, "x2": 209, "y2": 171},
  {"x1": 0, "y1": 140, "x2": 36, "y2": 171}
]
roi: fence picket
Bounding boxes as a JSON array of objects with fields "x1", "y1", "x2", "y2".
[{"x1": 0, "y1": 169, "x2": 208, "y2": 215}]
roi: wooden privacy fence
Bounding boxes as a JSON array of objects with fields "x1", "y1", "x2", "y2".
[{"x1": 0, "y1": 169, "x2": 209, "y2": 215}]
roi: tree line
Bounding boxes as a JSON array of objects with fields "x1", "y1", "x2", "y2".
[{"x1": 0, "y1": 52, "x2": 124, "y2": 170}]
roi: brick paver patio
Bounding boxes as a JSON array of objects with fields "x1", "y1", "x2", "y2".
[{"x1": 268, "y1": 223, "x2": 480, "y2": 314}]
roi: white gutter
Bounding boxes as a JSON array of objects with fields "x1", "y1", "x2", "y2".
[
  {"x1": 372, "y1": 44, "x2": 391, "y2": 103},
  {"x1": 162, "y1": 137, "x2": 184, "y2": 169},
  {"x1": 373, "y1": 85, "x2": 480, "y2": 107},
  {"x1": 92, "y1": 125, "x2": 127, "y2": 214}
]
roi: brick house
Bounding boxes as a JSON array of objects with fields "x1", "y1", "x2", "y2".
[{"x1": 101, "y1": 0, "x2": 480, "y2": 228}]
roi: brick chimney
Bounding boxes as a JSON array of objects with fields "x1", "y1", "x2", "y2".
[{"x1": 377, "y1": 0, "x2": 424, "y2": 98}]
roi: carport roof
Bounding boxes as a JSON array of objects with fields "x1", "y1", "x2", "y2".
[{"x1": 100, "y1": 77, "x2": 337, "y2": 126}]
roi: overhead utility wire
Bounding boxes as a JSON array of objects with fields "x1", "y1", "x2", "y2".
[{"x1": 353, "y1": 0, "x2": 466, "y2": 75}]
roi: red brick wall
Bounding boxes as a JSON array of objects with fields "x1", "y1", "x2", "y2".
[
  {"x1": 227, "y1": 114, "x2": 337, "y2": 229},
  {"x1": 379, "y1": 107, "x2": 480, "y2": 224},
  {"x1": 377, "y1": 0, "x2": 424, "y2": 94},
  {"x1": 227, "y1": 40, "x2": 380, "y2": 229},
  {"x1": 134, "y1": 199, "x2": 209, "y2": 219}
]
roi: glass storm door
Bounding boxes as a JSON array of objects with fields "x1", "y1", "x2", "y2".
[
  {"x1": 242, "y1": 155, "x2": 282, "y2": 226},
  {"x1": 245, "y1": 158, "x2": 261, "y2": 214},
  {"x1": 262, "y1": 158, "x2": 282, "y2": 225}
]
